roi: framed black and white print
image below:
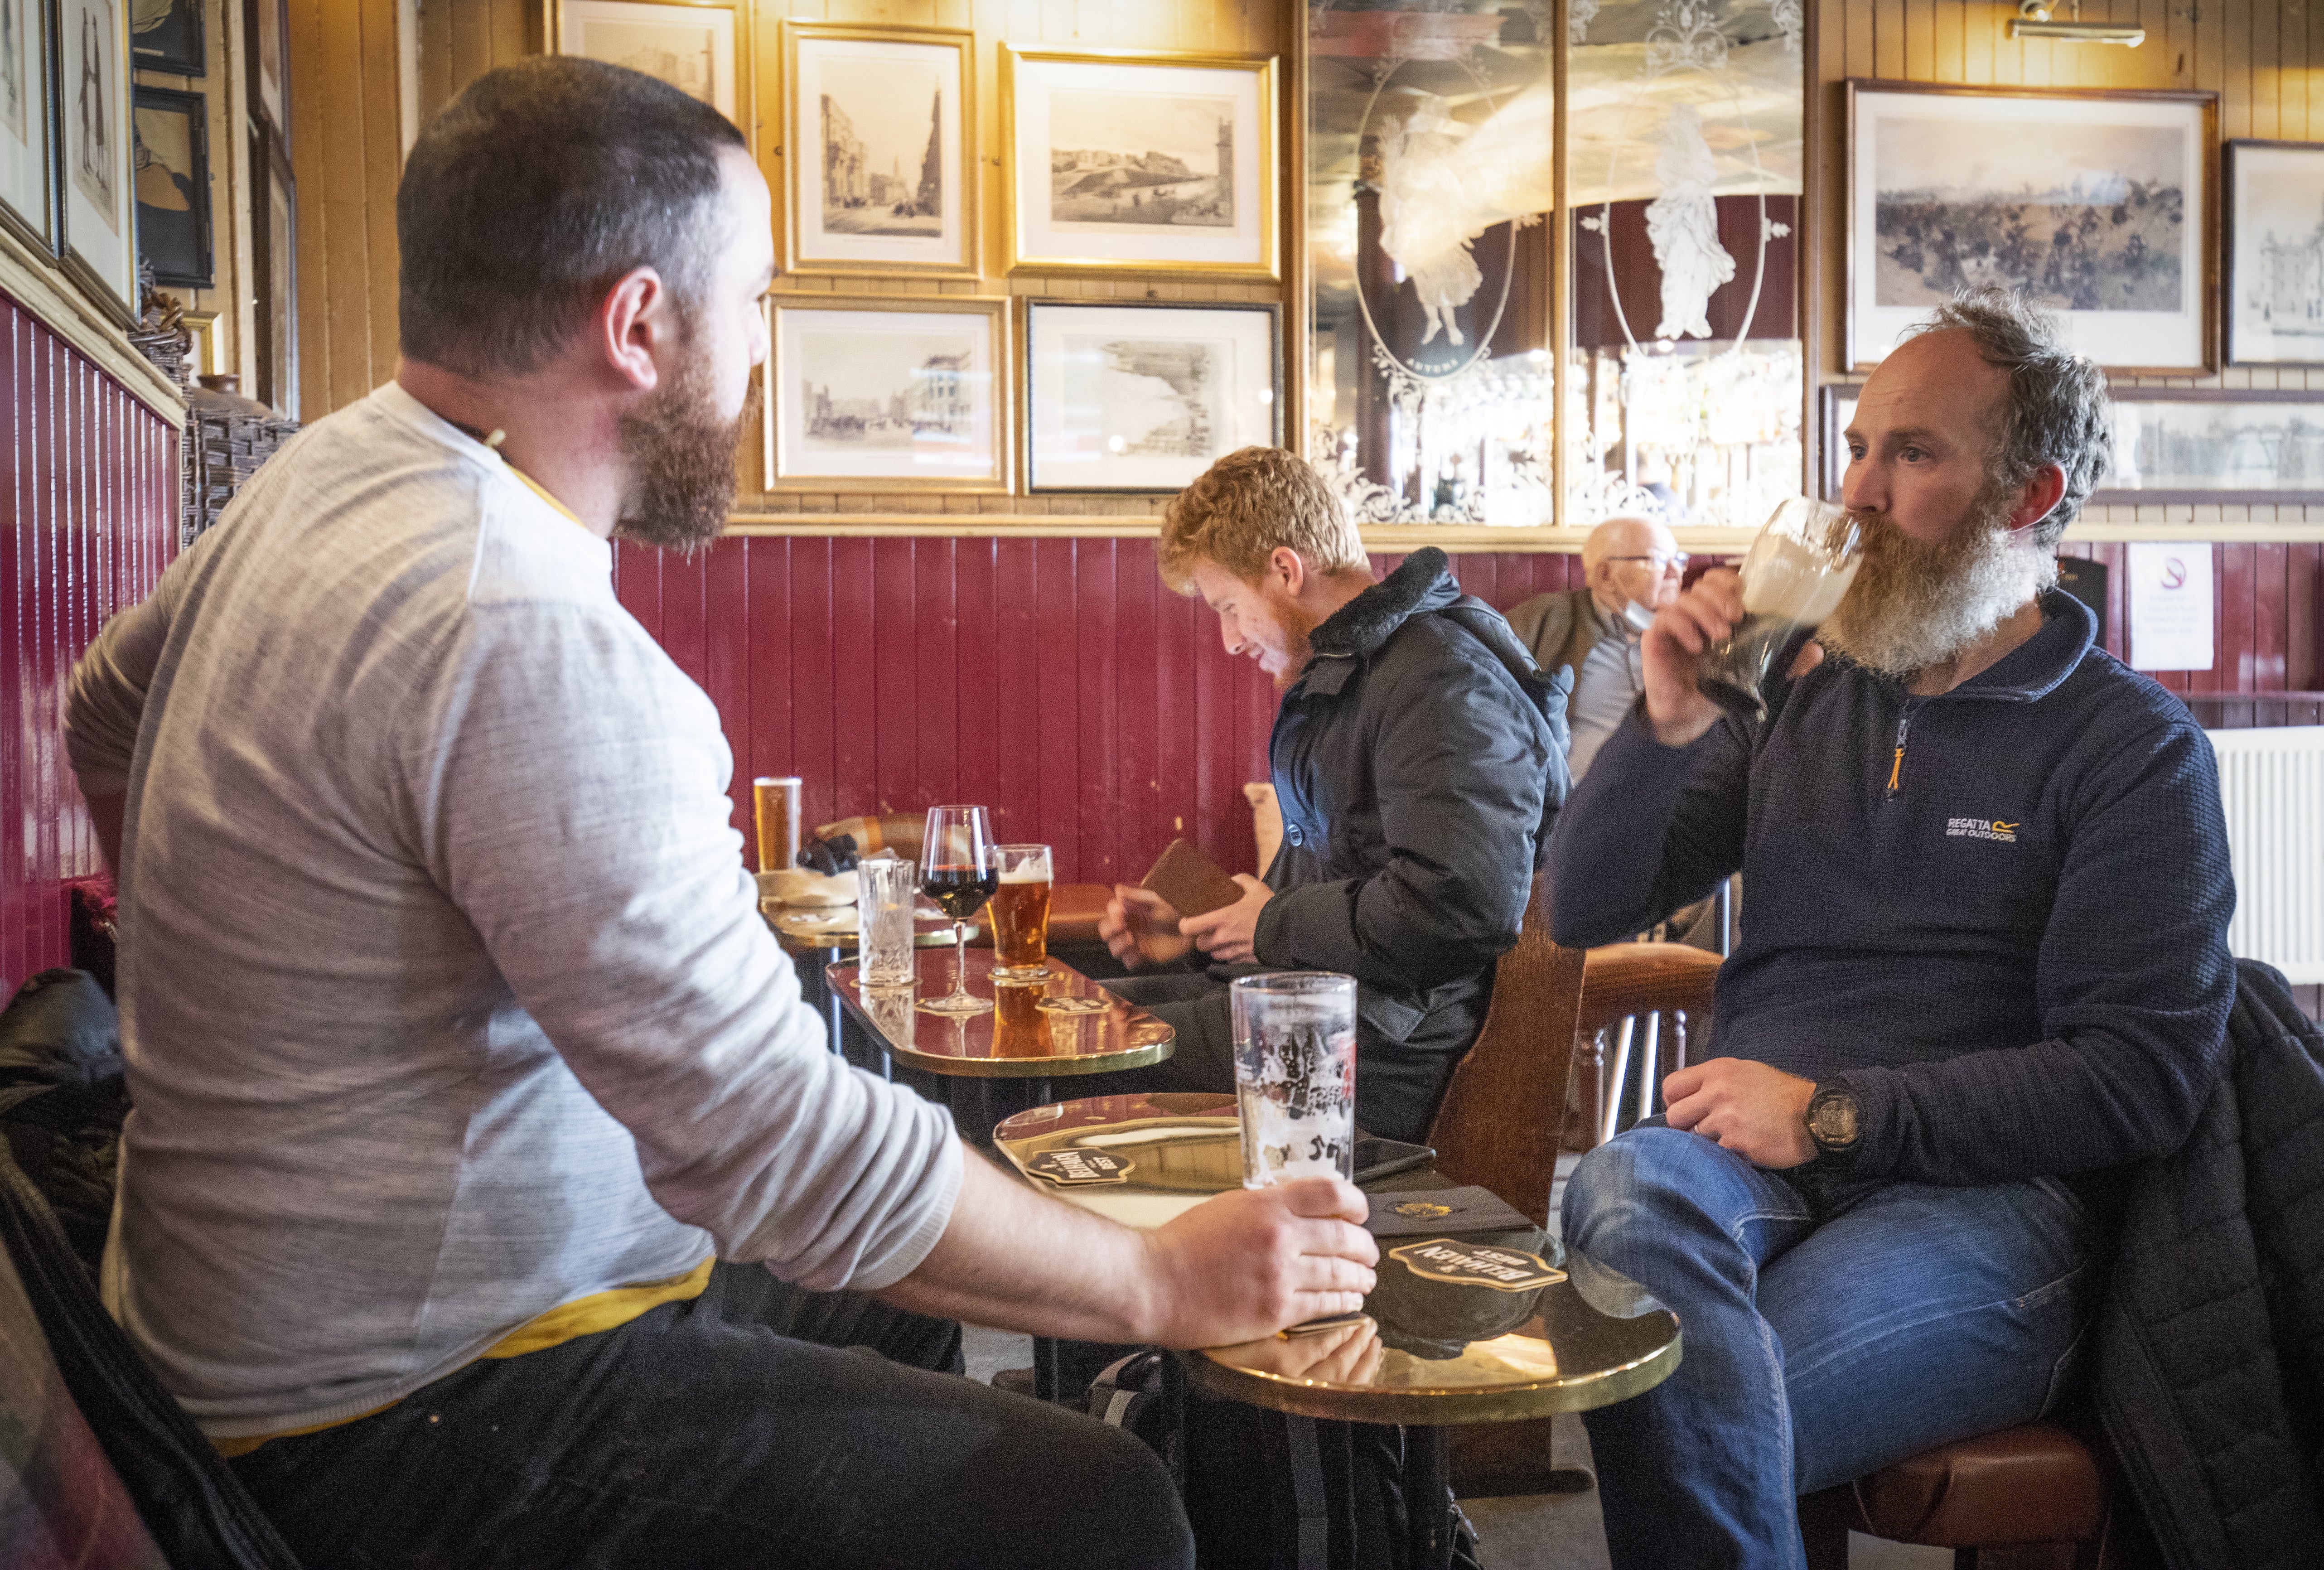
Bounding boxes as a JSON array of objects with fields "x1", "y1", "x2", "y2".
[
  {"x1": 1023, "y1": 300, "x2": 1280, "y2": 493},
  {"x1": 0, "y1": 0, "x2": 50, "y2": 252},
  {"x1": 766, "y1": 296, "x2": 1008, "y2": 492},
  {"x1": 2091, "y1": 386, "x2": 2324, "y2": 507},
  {"x1": 130, "y1": 0, "x2": 201, "y2": 74},
  {"x1": 2224, "y1": 140, "x2": 2324, "y2": 368},
  {"x1": 555, "y1": 0, "x2": 736, "y2": 120},
  {"x1": 1004, "y1": 47, "x2": 1277, "y2": 277},
  {"x1": 58, "y1": 0, "x2": 137, "y2": 321},
  {"x1": 133, "y1": 85, "x2": 208, "y2": 286},
  {"x1": 780, "y1": 22, "x2": 973, "y2": 278},
  {"x1": 244, "y1": 0, "x2": 285, "y2": 145},
  {"x1": 1847, "y1": 82, "x2": 2215, "y2": 374}
]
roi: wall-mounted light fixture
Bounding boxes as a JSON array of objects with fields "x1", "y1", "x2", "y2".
[{"x1": 2010, "y1": 0, "x2": 2145, "y2": 45}]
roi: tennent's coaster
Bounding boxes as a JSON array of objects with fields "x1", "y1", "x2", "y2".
[
  {"x1": 1036, "y1": 996, "x2": 1110, "y2": 1015},
  {"x1": 1024, "y1": 1150, "x2": 1135, "y2": 1187},
  {"x1": 1388, "y1": 1239, "x2": 1566, "y2": 1293}
]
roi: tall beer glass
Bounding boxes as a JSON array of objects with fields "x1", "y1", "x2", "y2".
[
  {"x1": 1231, "y1": 973, "x2": 1358, "y2": 1188},
  {"x1": 989, "y1": 844, "x2": 1054, "y2": 983},
  {"x1": 1695, "y1": 498, "x2": 1864, "y2": 722}
]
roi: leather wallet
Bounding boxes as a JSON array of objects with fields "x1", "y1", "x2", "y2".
[{"x1": 1140, "y1": 838, "x2": 1247, "y2": 920}]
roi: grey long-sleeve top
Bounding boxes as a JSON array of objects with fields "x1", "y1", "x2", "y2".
[{"x1": 65, "y1": 382, "x2": 961, "y2": 1438}]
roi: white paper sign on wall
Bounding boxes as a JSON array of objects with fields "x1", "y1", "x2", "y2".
[{"x1": 2126, "y1": 542, "x2": 2215, "y2": 672}]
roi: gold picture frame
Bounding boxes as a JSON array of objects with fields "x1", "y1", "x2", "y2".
[
  {"x1": 763, "y1": 294, "x2": 1012, "y2": 494},
  {"x1": 1002, "y1": 45, "x2": 1278, "y2": 279},
  {"x1": 778, "y1": 21, "x2": 976, "y2": 280},
  {"x1": 548, "y1": 0, "x2": 745, "y2": 127}
]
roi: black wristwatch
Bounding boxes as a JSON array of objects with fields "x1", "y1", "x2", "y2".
[{"x1": 1804, "y1": 1081, "x2": 1862, "y2": 1168}]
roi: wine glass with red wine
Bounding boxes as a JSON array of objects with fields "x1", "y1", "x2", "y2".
[{"x1": 918, "y1": 805, "x2": 997, "y2": 1016}]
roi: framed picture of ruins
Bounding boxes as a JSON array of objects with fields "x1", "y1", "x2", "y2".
[
  {"x1": 1846, "y1": 82, "x2": 2214, "y2": 375},
  {"x1": 765, "y1": 296, "x2": 1009, "y2": 492},
  {"x1": 1022, "y1": 300, "x2": 1280, "y2": 493},
  {"x1": 2224, "y1": 139, "x2": 2324, "y2": 369},
  {"x1": 554, "y1": 0, "x2": 737, "y2": 120},
  {"x1": 1002, "y1": 46, "x2": 1276, "y2": 277},
  {"x1": 779, "y1": 22, "x2": 973, "y2": 278}
]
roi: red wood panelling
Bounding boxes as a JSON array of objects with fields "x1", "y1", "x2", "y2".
[{"x1": 0, "y1": 297, "x2": 177, "y2": 990}]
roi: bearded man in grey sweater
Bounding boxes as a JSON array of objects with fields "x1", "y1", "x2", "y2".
[{"x1": 63, "y1": 58, "x2": 1375, "y2": 1570}]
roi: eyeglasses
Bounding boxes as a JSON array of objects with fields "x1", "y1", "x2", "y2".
[{"x1": 1604, "y1": 551, "x2": 1690, "y2": 572}]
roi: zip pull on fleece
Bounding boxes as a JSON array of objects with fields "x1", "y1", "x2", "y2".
[{"x1": 1886, "y1": 706, "x2": 1914, "y2": 801}]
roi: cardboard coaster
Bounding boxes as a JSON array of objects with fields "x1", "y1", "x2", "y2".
[
  {"x1": 1024, "y1": 1150, "x2": 1135, "y2": 1187},
  {"x1": 1388, "y1": 1239, "x2": 1565, "y2": 1293},
  {"x1": 1037, "y1": 996, "x2": 1109, "y2": 1015}
]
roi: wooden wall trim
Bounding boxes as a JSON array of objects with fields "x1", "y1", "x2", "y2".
[
  {"x1": 721, "y1": 518, "x2": 2324, "y2": 547},
  {"x1": 0, "y1": 231, "x2": 186, "y2": 426}
]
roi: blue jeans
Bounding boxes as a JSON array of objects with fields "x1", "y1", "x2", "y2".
[{"x1": 1562, "y1": 1125, "x2": 2103, "y2": 1570}]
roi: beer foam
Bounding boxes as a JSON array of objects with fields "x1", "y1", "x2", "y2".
[
  {"x1": 1740, "y1": 533, "x2": 1861, "y2": 622},
  {"x1": 1000, "y1": 865, "x2": 1048, "y2": 884}
]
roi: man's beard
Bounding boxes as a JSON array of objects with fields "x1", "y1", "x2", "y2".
[
  {"x1": 613, "y1": 347, "x2": 759, "y2": 552},
  {"x1": 1816, "y1": 484, "x2": 2057, "y2": 679},
  {"x1": 1270, "y1": 605, "x2": 1322, "y2": 691}
]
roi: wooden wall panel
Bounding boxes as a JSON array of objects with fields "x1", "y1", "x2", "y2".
[
  {"x1": 0, "y1": 295, "x2": 179, "y2": 991},
  {"x1": 612, "y1": 537, "x2": 1582, "y2": 881}
]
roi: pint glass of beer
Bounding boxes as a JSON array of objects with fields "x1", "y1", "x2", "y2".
[
  {"x1": 1231, "y1": 973, "x2": 1357, "y2": 1189},
  {"x1": 989, "y1": 844, "x2": 1054, "y2": 983},
  {"x1": 1695, "y1": 498, "x2": 1864, "y2": 722}
]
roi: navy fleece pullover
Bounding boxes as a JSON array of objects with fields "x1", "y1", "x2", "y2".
[{"x1": 1546, "y1": 590, "x2": 2235, "y2": 1190}]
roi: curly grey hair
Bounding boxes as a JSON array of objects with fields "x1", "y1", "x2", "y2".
[{"x1": 1908, "y1": 287, "x2": 2112, "y2": 545}]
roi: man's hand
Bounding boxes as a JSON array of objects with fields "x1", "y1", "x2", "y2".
[
  {"x1": 1179, "y1": 874, "x2": 1271, "y2": 965},
  {"x1": 1662, "y1": 1058, "x2": 1818, "y2": 1169},
  {"x1": 1101, "y1": 884, "x2": 1193, "y2": 969},
  {"x1": 1641, "y1": 567, "x2": 1823, "y2": 748},
  {"x1": 1136, "y1": 1177, "x2": 1377, "y2": 1348}
]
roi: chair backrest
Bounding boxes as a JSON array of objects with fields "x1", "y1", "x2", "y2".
[
  {"x1": 1424, "y1": 873, "x2": 1589, "y2": 1228},
  {"x1": 1571, "y1": 941, "x2": 1723, "y2": 1147}
]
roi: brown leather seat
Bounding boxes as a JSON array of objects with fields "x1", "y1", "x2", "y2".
[{"x1": 1800, "y1": 1421, "x2": 2118, "y2": 1567}]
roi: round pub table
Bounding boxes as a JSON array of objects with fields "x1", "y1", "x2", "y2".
[{"x1": 995, "y1": 1092, "x2": 1682, "y2": 1570}]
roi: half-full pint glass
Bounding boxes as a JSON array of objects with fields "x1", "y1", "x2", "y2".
[
  {"x1": 989, "y1": 844, "x2": 1053, "y2": 983},
  {"x1": 1231, "y1": 973, "x2": 1358, "y2": 1188},
  {"x1": 1696, "y1": 497, "x2": 1864, "y2": 722},
  {"x1": 855, "y1": 856, "x2": 918, "y2": 990}
]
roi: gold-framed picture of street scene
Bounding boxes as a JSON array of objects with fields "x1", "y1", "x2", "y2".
[
  {"x1": 552, "y1": 0, "x2": 738, "y2": 122},
  {"x1": 779, "y1": 22, "x2": 974, "y2": 279},
  {"x1": 1846, "y1": 81, "x2": 2215, "y2": 375},
  {"x1": 764, "y1": 296, "x2": 1010, "y2": 493},
  {"x1": 1002, "y1": 46, "x2": 1276, "y2": 277},
  {"x1": 58, "y1": 0, "x2": 136, "y2": 323},
  {"x1": 0, "y1": 0, "x2": 51, "y2": 255}
]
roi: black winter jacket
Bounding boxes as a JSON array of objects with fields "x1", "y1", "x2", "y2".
[
  {"x1": 1250, "y1": 547, "x2": 1570, "y2": 1140},
  {"x1": 2097, "y1": 959, "x2": 2324, "y2": 1570}
]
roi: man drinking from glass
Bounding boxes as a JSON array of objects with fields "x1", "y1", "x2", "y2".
[{"x1": 1546, "y1": 288, "x2": 2235, "y2": 1568}]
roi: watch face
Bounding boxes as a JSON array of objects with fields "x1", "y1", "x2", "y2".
[{"x1": 1811, "y1": 1092, "x2": 1860, "y2": 1147}]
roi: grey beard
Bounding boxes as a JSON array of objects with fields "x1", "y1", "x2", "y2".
[{"x1": 1817, "y1": 507, "x2": 2058, "y2": 680}]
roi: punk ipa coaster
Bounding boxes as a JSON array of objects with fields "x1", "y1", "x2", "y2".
[{"x1": 1388, "y1": 1239, "x2": 1566, "y2": 1293}]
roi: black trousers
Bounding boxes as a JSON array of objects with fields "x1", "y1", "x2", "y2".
[{"x1": 228, "y1": 1262, "x2": 1193, "y2": 1570}]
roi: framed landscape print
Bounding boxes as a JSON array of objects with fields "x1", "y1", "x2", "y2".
[
  {"x1": 2090, "y1": 387, "x2": 2324, "y2": 507},
  {"x1": 130, "y1": 0, "x2": 200, "y2": 74},
  {"x1": 59, "y1": 0, "x2": 136, "y2": 322},
  {"x1": 133, "y1": 85, "x2": 208, "y2": 286},
  {"x1": 0, "y1": 0, "x2": 48, "y2": 251},
  {"x1": 1023, "y1": 300, "x2": 1279, "y2": 493},
  {"x1": 556, "y1": 0, "x2": 735, "y2": 121},
  {"x1": 767, "y1": 297, "x2": 1007, "y2": 492},
  {"x1": 1004, "y1": 47, "x2": 1276, "y2": 277},
  {"x1": 780, "y1": 22, "x2": 972, "y2": 278},
  {"x1": 2224, "y1": 140, "x2": 2324, "y2": 368},
  {"x1": 1847, "y1": 82, "x2": 2215, "y2": 374}
]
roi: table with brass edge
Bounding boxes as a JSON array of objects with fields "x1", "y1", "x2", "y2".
[
  {"x1": 761, "y1": 901, "x2": 974, "y2": 1067},
  {"x1": 995, "y1": 1092, "x2": 1683, "y2": 1570},
  {"x1": 828, "y1": 949, "x2": 1174, "y2": 1131}
]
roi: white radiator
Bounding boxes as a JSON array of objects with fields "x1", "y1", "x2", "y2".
[{"x1": 2207, "y1": 725, "x2": 2324, "y2": 985}]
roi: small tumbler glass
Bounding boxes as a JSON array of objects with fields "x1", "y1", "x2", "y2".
[
  {"x1": 855, "y1": 856, "x2": 918, "y2": 990},
  {"x1": 1230, "y1": 972, "x2": 1358, "y2": 1189}
]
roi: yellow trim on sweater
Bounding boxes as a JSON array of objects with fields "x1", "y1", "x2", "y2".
[{"x1": 210, "y1": 1257, "x2": 715, "y2": 1458}]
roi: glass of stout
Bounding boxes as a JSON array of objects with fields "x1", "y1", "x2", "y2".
[
  {"x1": 918, "y1": 805, "x2": 998, "y2": 1016},
  {"x1": 1695, "y1": 497, "x2": 1864, "y2": 722}
]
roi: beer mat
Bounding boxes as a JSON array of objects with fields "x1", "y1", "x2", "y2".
[
  {"x1": 1387, "y1": 1238, "x2": 1565, "y2": 1293},
  {"x1": 1140, "y1": 839, "x2": 1246, "y2": 921},
  {"x1": 1363, "y1": 1186, "x2": 1535, "y2": 1238},
  {"x1": 1023, "y1": 1150, "x2": 1134, "y2": 1187}
]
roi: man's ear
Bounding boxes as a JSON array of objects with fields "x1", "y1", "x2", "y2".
[
  {"x1": 2006, "y1": 463, "x2": 2068, "y2": 536},
  {"x1": 592, "y1": 266, "x2": 672, "y2": 393},
  {"x1": 1267, "y1": 545, "x2": 1307, "y2": 596}
]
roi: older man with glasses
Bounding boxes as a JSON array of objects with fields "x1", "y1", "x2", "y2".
[{"x1": 1507, "y1": 515, "x2": 1688, "y2": 779}]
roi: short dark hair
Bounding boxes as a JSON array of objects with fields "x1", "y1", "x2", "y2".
[
  {"x1": 397, "y1": 57, "x2": 748, "y2": 377},
  {"x1": 1911, "y1": 287, "x2": 2112, "y2": 546}
]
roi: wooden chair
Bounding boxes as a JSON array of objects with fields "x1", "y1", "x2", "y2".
[
  {"x1": 1799, "y1": 1423, "x2": 2126, "y2": 1568},
  {"x1": 1574, "y1": 941, "x2": 1722, "y2": 1140}
]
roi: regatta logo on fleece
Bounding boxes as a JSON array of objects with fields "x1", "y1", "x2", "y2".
[{"x1": 1946, "y1": 817, "x2": 2019, "y2": 844}]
